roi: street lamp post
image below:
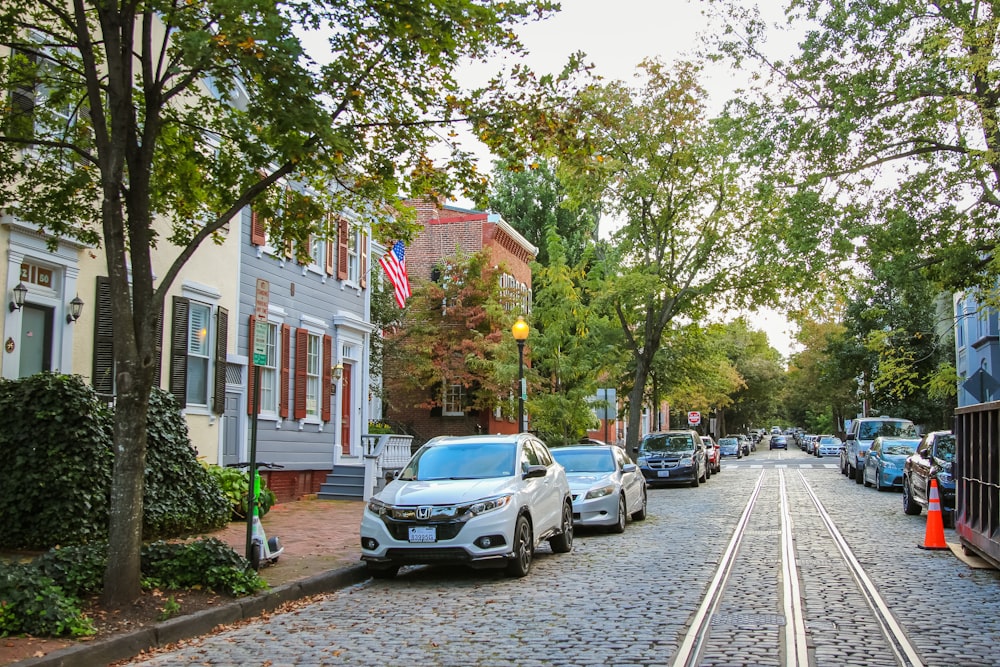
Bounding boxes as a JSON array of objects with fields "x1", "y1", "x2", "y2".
[{"x1": 511, "y1": 316, "x2": 529, "y2": 433}]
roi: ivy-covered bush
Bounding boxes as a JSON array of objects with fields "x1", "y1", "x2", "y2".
[
  {"x1": 0, "y1": 373, "x2": 113, "y2": 549},
  {"x1": 0, "y1": 539, "x2": 266, "y2": 637},
  {"x1": 0, "y1": 375, "x2": 230, "y2": 549},
  {"x1": 204, "y1": 464, "x2": 276, "y2": 520},
  {"x1": 142, "y1": 388, "x2": 230, "y2": 539}
]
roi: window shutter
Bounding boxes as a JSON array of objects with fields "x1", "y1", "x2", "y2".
[
  {"x1": 92, "y1": 277, "x2": 114, "y2": 397},
  {"x1": 153, "y1": 306, "x2": 164, "y2": 386},
  {"x1": 294, "y1": 328, "x2": 307, "y2": 420},
  {"x1": 325, "y1": 214, "x2": 335, "y2": 275},
  {"x1": 322, "y1": 335, "x2": 332, "y2": 422},
  {"x1": 250, "y1": 207, "x2": 265, "y2": 246},
  {"x1": 360, "y1": 233, "x2": 368, "y2": 288},
  {"x1": 169, "y1": 296, "x2": 190, "y2": 407},
  {"x1": 280, "y1": 323, "x2": 291, "y2": 418},
  {"x1": 337, "y1": 218, "x2": 349, "y2": 280},
  {"x1": 247, "y1": 315, "x2": 258, "y2": 415},
  {"x1": 213, "y1": 306, "x2": 228, "y2": 415}
]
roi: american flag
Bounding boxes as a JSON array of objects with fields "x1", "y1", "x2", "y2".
[{"x1": 379, "y1": 241, "x2": 411, "y2": 308}]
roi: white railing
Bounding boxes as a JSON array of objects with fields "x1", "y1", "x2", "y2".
[{"x1": 361, "y1": 433, "x2": 414, "y2": 501}]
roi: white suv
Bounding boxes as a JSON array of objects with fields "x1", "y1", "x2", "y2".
[{"x1": 360, "y1": 434, "x2": 574, "y2": 578}]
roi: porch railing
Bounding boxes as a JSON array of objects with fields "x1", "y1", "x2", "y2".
[{"x1": 361, "y1": 433, "x2": 414, "y2": 501}]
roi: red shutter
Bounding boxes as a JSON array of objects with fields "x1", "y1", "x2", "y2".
[
  {"x1": 360, "y1": 233, "x2": 368, "y2": 288},
  {"x1": 322, "y1": 334, "x2": 332, "y2": 422},
  {"x1": 251, "y1": 208, "x2": 265, "y2": 246},
  {"x1": 294, "y1": 328, "x2": 308, "y2": 420},
  {"x1": 337, "y1": 218, "x2": 349, "y2": 280},
  {"x1": 280, "y1": 323, "x2": 291, "y2": 418},
  {"x1": 247, "y1": 315, "x2": 258, "y2": 414},
  {"x1": 325, "y1": 214, "x2": 335, "y2": 275}
]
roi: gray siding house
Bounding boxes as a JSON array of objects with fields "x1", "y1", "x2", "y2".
[{"x1": 229, "y1": 200, "x2": 376, "y2": 501}]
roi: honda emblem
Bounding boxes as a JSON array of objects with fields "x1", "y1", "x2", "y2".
[{"x1": 416, "y1": 506, "x2": 432, "y2": 520}]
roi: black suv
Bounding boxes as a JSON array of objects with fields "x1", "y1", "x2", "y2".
[{"x1": 902, "y1": 430, "x2": 956, "y2": 526}]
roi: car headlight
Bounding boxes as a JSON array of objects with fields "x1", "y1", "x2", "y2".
[
  {"x1": 585, "y1": 484, "x2": 615, "y2": 500},
  {"x1": 367, "y1": 498, "x2": 390, "y2": 516},
  {"x1": 937, "y1": 470, "x2": 953, "y2": 484},
  {"x1": 465, "y1": 495, "x2": 513, "y2": 516},
  {"x1": 637, "y1": 457, "x2": 649, "y2": 465},
  {"x1": 882, "y1": 461, "x2": 896, "y2": 470},
  {"x1": 678, "y1": 457, "x2": 693, "y2": 467}
]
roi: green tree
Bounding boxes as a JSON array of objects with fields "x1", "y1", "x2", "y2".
[
  {"x1": 0, "y1": 0, "x2": 572, "y2": 606},
  {"x1": 557, "y1": 60, "x2": 795, "y2": 455},
  {"x1": 485, "y1": 158, "x2": 599, "y2": 267},
  {"x1": 716, "y1": 0, "x2": 1000, "y2": 291},
  {"x1": 713, "y1": 318, "x2": 785, "y2": 435},
  {"x1": 784, "y1": 318, "x2": 857, "y2": 434},
  {"x1": 383, "y1": 249, "x2": 514, "y2": 418}
]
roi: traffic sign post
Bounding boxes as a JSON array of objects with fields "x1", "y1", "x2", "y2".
[
  {"x1": 247, "y1": 280, "x2": 269, "y2": 561},
  {"x1": 688, "y1": 411, "x2": 701, "y2": 427}
]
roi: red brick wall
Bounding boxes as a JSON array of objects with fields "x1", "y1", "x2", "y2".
[{"x1": 260, "y1": 470, "x2": 323, "y2": 504}]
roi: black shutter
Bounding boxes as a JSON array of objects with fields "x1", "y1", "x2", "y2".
[
  {"x1": 92, "y1": 277, "x2": 114, "y2": 397},
  {"x1": 169, "y1": 296, "x2": 189, "y2": 407},
  {"x1": 213, "y1": 306, "x2": 228, "y2": 415}
]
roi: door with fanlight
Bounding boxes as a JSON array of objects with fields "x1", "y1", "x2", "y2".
[{"x1": 19, "y1": 304, "x2": 53, "y2": 376}]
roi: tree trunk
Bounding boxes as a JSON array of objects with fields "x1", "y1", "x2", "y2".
[
  {"x1": 101, "y1": 377, "x2": 152, "y2": 607},
  {"x1": 625, "y1": 358, "x2": 651, "y2": 458}
]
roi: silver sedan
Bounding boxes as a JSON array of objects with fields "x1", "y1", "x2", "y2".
[{"x1": 551, "y1": 444, "x2": 648, "y2": 533}]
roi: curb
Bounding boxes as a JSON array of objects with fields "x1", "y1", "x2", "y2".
[{"x1": 11, "y1": 563, "x2": 370, "y2": 667}]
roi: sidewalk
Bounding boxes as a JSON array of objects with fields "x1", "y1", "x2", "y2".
[{"x1": 4, "y1": 497, "x2": 367, "y2": 667}]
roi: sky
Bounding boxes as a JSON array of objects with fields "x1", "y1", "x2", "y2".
[{"x1": 466, "y1": 0, "x2": 802, "y2": 358}]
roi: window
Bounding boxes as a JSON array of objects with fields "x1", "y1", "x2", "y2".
[
  {"x1": 186, "y1": 302, "x2": 212, "y2": 406},
  {"x1": 305, "y1": 332, "x2": 321, "y2": 418},
  {"x1": 309, "y1": 233, "x2": 324, "y2": 269},
  {"x1": 443, "y1": 384, "x2": 464, "y2": 416},
  {"x1": 348, "y1": 225, "x2": 360, "y2": 283},
  {"x1": 169, "y1": 295, "x2": 227, "y2": 414},
  {"x1": 258, "y1": 321, "x2": 279, "y2": 414}
]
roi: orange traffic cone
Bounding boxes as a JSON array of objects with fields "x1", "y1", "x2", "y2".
[{"x1": 918, "y1": 478, "x2": 949, "y2": 551}]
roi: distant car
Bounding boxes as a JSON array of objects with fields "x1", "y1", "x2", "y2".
[
  {"x1": 735, "y1": 434, "x2": 752, "y2": 456},
  {"x1": 863, "y1": 436, "x2": 920, "y2": 491},
  {"x1": 769, "y1": 435, "x2": 788, "y2": 450},
  {"x1": 843, "y1": 416, "x2": 916, "y2": 483},
  {"x1": 635, "y1": 430, "x2": 708, "y2": 487},
  {"x1": 902, "y1": 430, "x2": 957, "y2": 525},
  {"x1": 360, "y1": 434, "x2": 573, "y2": 579},
  {"x1": 701, "y1": 436, "x2": 721, "y2": 474},
  {"x1": 816, "y1": 435, "x2": 843, "y2": 457},
  {"x1": 718, "y1": 437, "x2": 742, "y2": 459},
  {"x1": 550, "y1": 444, "x2": 647, "y2": 533}
]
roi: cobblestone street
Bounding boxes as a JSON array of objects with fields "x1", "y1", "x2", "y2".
[{"x1": 126, "y1": 448, "x2": 1000, "y2": 666}]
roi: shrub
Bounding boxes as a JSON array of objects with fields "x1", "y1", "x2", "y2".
[
  {"x1": 142, "y1": 389, "x2": 230, "y2": 539},
  {"x1": 0, "y1": 560, "x2": 95, "y2": 638},
  {"x1": 141, "y1": 539, "x2": 266, "y2": 597},
  {"x1": 204, "y1": 464, "x2": 276, "y2": 520},
  {"x1": 0, "y1": 373, "x2": 113, "y2": 549}
]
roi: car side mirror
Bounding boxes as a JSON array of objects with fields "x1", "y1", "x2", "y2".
[
  {"x1": 524, "y1": 465, "x2": 548, "y2": 479},
  {"x1": 622, "y1": 463, "x2": 638, "y2": 473}
]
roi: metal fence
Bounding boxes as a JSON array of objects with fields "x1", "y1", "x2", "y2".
[{"x1": 955, "y1": 400, "x2": 1000, "y2": 568}]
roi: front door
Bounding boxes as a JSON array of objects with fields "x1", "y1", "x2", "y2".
[
  {"x1": 340, "y1": 362, "x2": 352, "y2": 455},
  {"x1": 19, "y1": 304, "x2": 53, "y2": 377},
  {"x1": 222, "y1": 391, "x2": 241, "y2": 467}
]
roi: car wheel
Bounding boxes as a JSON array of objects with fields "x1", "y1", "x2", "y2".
[
  {"x1": 863, "y1": 467, "x2": 872, "y2": 487},
  {"x1": 366, "y1": 563, "x2": 399, "y2": 579},
  {"x1": 841, "y1": 458, "x2": 848, "y2": 475},
  {"x1": 691, "y1": 471, "x2": 700, "y2": 487},
  {"x1": 854, "y1": 464, "x2": 864, "y2": 484},
  {"x1": 875, "y1": 470, "x2": 885, "y2": 492},
  {"x1": 632, "y1": 489, "x2": 648, "y2": 521},
  {"x1": 705, "y1": 465, "x2": 711, "y2": 480},
  {"x1": 507, "y1": 515, "x2": 534, "y2": 576},
  {"x1": 549, "y1": 502, "x2": 574, "y2": 553},
  {"x1": 902, "y1": 478, "x2": 922, "y2": 516},
  {"x1": 609, "y1": 495, "x2": 626, "y2": 534}
]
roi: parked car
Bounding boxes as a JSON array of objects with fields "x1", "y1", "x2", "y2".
[
  {"x1": 550, "y1": 443, "x2": 647, "y2": 533},
  {"x1": 735, "y1": 434, "x2": 752, "y2": 456},
  {"x1": 769, "y1": 435, "x2": 788, "y2": 450},
  {"x1": 843, "y1": 416, "x2": 916, "y2": 483},
  {"x1": 718, "y1": 436, "x2": 742, "y2": 459},
  {"x1": 635, "y1": 430, "x2": 708, "y2": 487},
  {"x1": 863, "y1": 436, "x2": 920, "y2": 491},
  {"x1": 816, "y1": 435, "x2": 843, "y2": 457},
  {"x1": 902, "y1": 430, "x2": 957, "y2": 526},
  {"x1": 701, "y1": 436, "x2": 721, "y2": 474},
  {"x1": 360, "y1": 434, "x2": 574, "y2": 579}
]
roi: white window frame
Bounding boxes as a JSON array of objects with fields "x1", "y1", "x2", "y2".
[
  {"x1": 258, "y1": 320, "x2": 280, "y2": 417},
  {"x1": 186, "y1": 301, "x2": 212, "y2": 407},
  {"x1": 305, "y1": 330, "x2": 321, "y2": 419},
  {"x1": 443, "y1": 383, "x2": 464, "y2": 416}
]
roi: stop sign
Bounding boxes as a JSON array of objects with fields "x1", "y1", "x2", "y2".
[{"x1": 688, "y1": 411, "x2": 701, "y2": 426}]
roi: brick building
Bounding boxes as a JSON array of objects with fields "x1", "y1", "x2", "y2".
[{"x1": 385, "y1": 200, "x2": 537, "y2": 444}]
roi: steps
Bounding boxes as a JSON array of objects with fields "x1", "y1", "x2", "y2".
[{"x1": 317, "y1": 464, "x2": 365, "y2": 500}]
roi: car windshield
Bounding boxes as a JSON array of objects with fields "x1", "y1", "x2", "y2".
[
  {"x1": 719, "y1": 438, "x2": 738, "y2": 446},
  {"x1": 883, "y1": 440, "x2": 919, "y2": 456},
  {"x1": 859, "y1": 420, "x2": 916, "y2": 440},
  {"x1": 820, "y1": 437, "x2": 841, "y2": 445},
  {"x1": 397, "y1": 442, "x2": 517, "y2": 481},
  {"x1": 934, "y1": 435, "x2": 956, "y2": 462},
  {"x1": 551, "y1": 449, "x2": 615, "y2": 473},
  {"x1": 641, "y1": 434, "x2": 694, "y2": 452}
]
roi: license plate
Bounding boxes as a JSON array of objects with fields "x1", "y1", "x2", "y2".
[
  {"x1": 657, "y1": 470, "x2": 670, "y2": 478},
  {"x1": 408, "y1": 526, "x2": 436, "y2": 543}
]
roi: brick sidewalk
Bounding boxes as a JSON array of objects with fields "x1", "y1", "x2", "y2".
[{"x1": 208, "y1": 496, "x2": 365, "y2": 587}]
